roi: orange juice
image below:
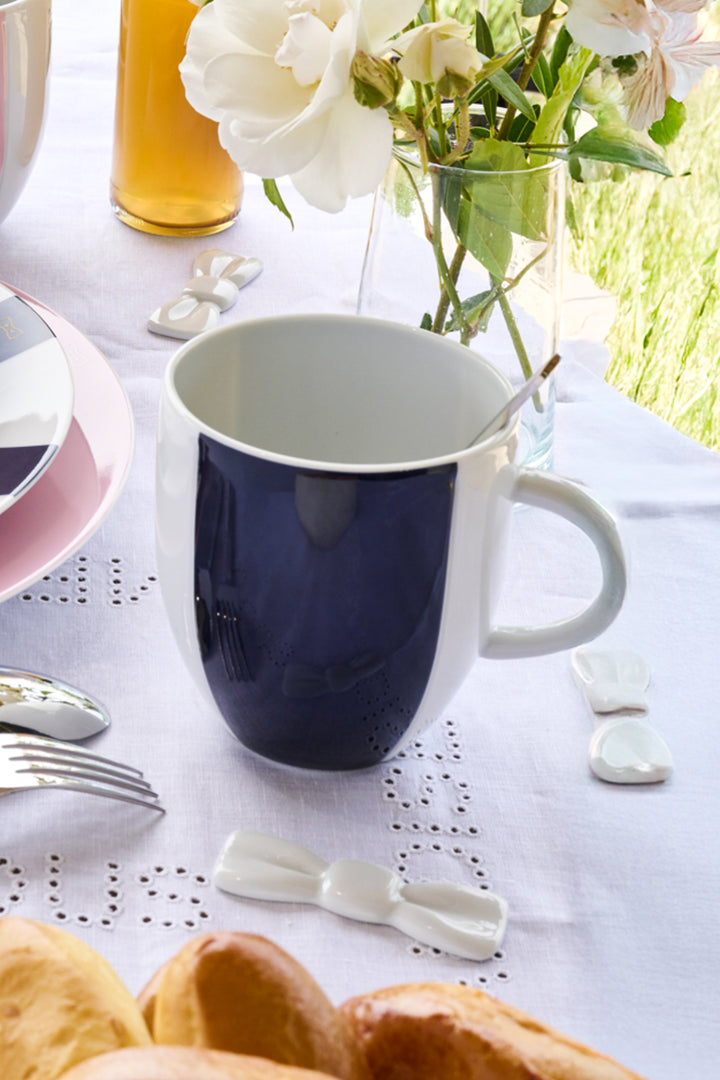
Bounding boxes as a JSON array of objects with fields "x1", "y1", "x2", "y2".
[{"x1": 111, "y1": 0, "x2": 242, "y2": 235}]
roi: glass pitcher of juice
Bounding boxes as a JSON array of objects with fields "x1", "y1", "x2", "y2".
[{"x1": 111, "y1": 0, "x2": 242, "y2": 236}]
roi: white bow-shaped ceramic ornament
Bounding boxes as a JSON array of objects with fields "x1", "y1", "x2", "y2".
[
  {"x1": 148, "y1": 249, "x2": 263, "y2": 340},
  {"x1": 571, "y1": 648, "x2": 673, "y2": 784},
  {"x1": 214, "y1": 830, "x2": 508, "y2": 961}
]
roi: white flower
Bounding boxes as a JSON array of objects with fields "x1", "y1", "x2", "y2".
[
  {"x1": 565, "y1": 0, "x2": 655, "y2": 57},
  {"x1": 654, "y1": 0, "x2": 707, "y2": 13},
  {"x1": 392, "y1": 18, "x2": 482, "y2": 94},
  {"x1": 180, "y1": 0, "x2": 423, "y2": 213},
  {"x1": 622, "y1": 11, "x2": 720, "y2": 126}
]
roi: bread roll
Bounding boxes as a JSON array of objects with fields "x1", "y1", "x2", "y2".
[
  {"x1": 136, "y1": 955, "x2": 168, "y2": 1033},
  {"x1": 138, "y1": 932, "x2": 369, "y2": 1080},
  {"x1": 58, "y1": 1046, "x2": 343, "y2": 1080},
  {"x1": 0, "y1": 916, "x2": 151, "y2": 1080},
  {"x1": 340, "y1": 983, "x2": 647, "y2": 1080}
]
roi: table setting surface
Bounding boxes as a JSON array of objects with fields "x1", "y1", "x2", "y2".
[{"x1": 1, "y1": 2, "x2": 719, "y2": 1078}]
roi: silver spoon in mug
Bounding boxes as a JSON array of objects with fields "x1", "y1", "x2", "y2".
[
  {"x1": 0, "y1": 667, "x2": 110, "y2": 741},
  {"x1": 466, "y1": 353, "x2": 561, "y2": 449}
]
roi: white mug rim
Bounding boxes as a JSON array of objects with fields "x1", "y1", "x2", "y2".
[{"x1": 163, "y1": 313, "x2": 519, "y2": 476}]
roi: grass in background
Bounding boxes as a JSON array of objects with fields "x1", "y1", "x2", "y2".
[
  {"x1": 567, "y1": 72, "x2": 720, "y2": 451},
  {"x1": 442, "y1": 0, "x2": 720, "y2": 451}
]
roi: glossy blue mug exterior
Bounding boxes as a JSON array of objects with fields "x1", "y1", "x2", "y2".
[{"x1": 156, "y1": 315, "x2": 626, "y2": 770}]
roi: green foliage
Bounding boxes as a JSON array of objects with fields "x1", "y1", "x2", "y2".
[
  {"x1": 262, "y1": 179, "x2": 294, "y2": 228},
  {"x1": 568, "y1": 73, "x2": 720, "y2": 450},
  {"x1": 570, "y1": 126, "x2": 673, "y2": 178},
  {"x1": 486, "y1": 67, "x2": 536, "y2": 120},
  {"x1": 464, "y1": 139, "x2": 550, "y2": 240},
  {"x1": 649, "y1": 98, "x2": 687, "y2": 147},
  {"x1": 522, "y1": 0, "x2": 554, "y2": 15}
]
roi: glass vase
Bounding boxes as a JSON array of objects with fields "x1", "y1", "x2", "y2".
[
  {"x1": 357, "y1": 150, "x2": 566, "y2": 469},
  {"x1": 110, "y1": 0, "x2": 243, "y2": 237}
]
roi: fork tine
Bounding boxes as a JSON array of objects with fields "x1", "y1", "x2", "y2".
[
  {"x1": 10, "y1": 758, "x2": 159, "y2": 796},
  {"x1": 0, "y1": 733, "x2": 143, "y2": 775},
  {"x1": 0, "y1": 733, "x2": 164, "y2": 811},
  {"x1": 6, "y1": 748, "x2": 153, "y2": 788},
  {"x1": 0, "y1": 775, "x2": 165, "y2": 812}
]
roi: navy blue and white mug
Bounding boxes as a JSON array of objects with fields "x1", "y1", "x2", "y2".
[{"x1": 156, "y1": 315, "x2": 626, "y2": 771}]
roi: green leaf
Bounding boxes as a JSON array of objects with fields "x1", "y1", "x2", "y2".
[
  {"x1": 479, "y1": 86, "x2": 498, "y2": 129},
  {"x1": 420, "y1": 312, "x2": 433, "y2": 331},
  {"x1": 549, "y1": 26, "x2": 572, "y2": 87},
  {"x1": 487, "y1": 68, "x2": 536, "y2": 122},
  {"x1": 475, "y1": 11, "x2": 494, "y2": 57},
  {"x1": 462, "y1": 139, "x2": 550, "y2": 241},
  {"x1": 569, "y1": 126, "x2": 673, "y2": 177},
  {"x1": 474, "y1": 46, "x2": 525, "y2": 84},
  {"x1": 442, "y1": 171, "x2": 461, "y2": 233},
  {"x1": 444, "y1": 289, "x2": 496, "y2": 334},
  {"x1": 568, "y1": 154, "x2": 583, "y2": 182},
  {"x1": 467, "y1": 45, "x2": 525, "y2": 106},
  {"x1": 533, "y1": 53, "x2": 553, "y2": 99},
  {"x1": 531, "y1": 47, "x2": 594, "y2": 150},
  {"x1": 648, "y1": 98, "x2": 687, "y2": 147},
  {"x1": 455, "y1": 195, "x2": 513, "y2": 279},
  {"x1": 521, "y1": 0, "x2": 554, "y2": 13},
  {"x1": 509, "y1": 106, "x2": 540, "y2": 144},
  {"x1": 465, "y1": 137, "x2": 529, "y2": 173},
  {"x1": 262, "y1": 178, "x2": 294, "y2": 228}
]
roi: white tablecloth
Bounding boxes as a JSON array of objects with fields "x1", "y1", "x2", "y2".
[{"x1": 1, "y1": 3, "x2": 719, "y2": 1077}]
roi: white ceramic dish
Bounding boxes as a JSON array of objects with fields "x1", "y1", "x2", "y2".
[
  {"x1": 0, "y1": 283, "x2": 75, "y2": 516},
  {"x1": 0, "y1": 284, "x2": 134, "y2": 603}
]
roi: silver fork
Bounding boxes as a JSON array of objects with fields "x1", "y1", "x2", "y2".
[{"x1": 0, "y1": 733, "x2": 164, "y2": 811}]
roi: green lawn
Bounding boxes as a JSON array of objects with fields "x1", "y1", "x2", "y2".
[{"x1": 567, "y1": 72, "x2": 720, "y2": 451}]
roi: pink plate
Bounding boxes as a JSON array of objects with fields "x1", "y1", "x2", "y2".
[{"x1": 0, "y1": 286, "x2": 135, "y2": 603}]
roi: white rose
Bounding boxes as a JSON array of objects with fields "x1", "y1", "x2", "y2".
[
  {"x1": 180, "y1": 0, "x2": 423, "y2": 213},
  {"x1": 393, "y1": 18, "x2": 481, "y2": 93}
]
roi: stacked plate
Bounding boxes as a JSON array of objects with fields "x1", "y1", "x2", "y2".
[{"x1": 0, "y1": 283, "x2": 135, "y2": 603}]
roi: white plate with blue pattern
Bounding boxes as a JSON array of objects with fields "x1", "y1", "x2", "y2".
[{"x1": 0, "y1": 283, "x2": 74, "y2": 516}]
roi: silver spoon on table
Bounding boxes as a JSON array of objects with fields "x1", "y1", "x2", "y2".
[{"x1": 0, "y1": 666, "x2": 110, "y2": 741}]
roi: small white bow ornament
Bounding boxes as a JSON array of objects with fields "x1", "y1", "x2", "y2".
[
  {"x1": 148, "y1": 249, "x2": 262, "y2": 340},
  {"x1": 214, "y1": 830, "x2": 508, "y2": 961}
]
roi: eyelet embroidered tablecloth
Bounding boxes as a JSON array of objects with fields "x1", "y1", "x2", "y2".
[{"x1": 1, "y1": 3, "x2": 719, "y2": 1078}]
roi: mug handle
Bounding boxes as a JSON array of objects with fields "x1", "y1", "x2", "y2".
[{"x1": 481, "y1": 467, "x2": 627, "y2": 660}]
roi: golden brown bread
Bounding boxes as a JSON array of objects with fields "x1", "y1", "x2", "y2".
[
  {"x1": 136, "y1": 955, "x2": 169, "y2": 1034},
  {"x1": 0, "y1": 916, "x2": 152, "y2": 1080},
  {"x1": 57, "y1": 1046, "x2": 343, "y2": 1080},
  {"x1": 340, "y1": 982, "x2": 648, "y2": 1080},
  {"x1": 138, "y1": 931, "x2": 369, "y2": 1080}
]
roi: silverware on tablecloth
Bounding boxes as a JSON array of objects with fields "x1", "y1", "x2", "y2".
[
  {"x1": 571, "y1": 648, "x2": 673, "y2": 784},
  {"x1": 0, "y1": 666, "x2": 110, "y2": 740},
  {"x1": 0, "y1": 732, "x2": 164, "y2": 811}
]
